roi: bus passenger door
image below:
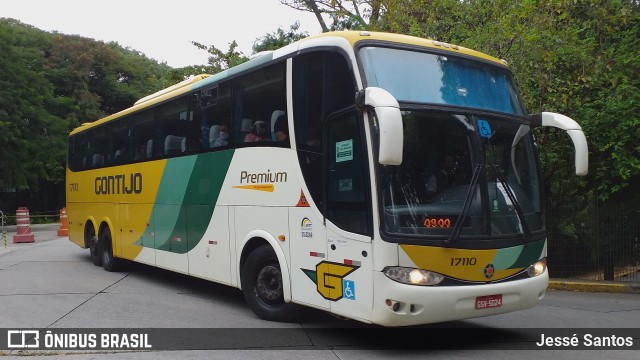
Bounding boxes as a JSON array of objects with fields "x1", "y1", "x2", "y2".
[{"x1": 324, "y1": 110, "x2": 374, "y2": 322}]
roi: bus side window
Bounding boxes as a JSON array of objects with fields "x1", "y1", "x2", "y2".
[
  {"x1": 293, "y1": 50, "x2": 357, "y2": 213},
  {"x1": 158, "y1": 97, "x2": 188, "y2": 157},
  {"x1": 232, "y1": 62, "x2": 286, "y2": 147},
  {"x1": 190, "y1": 86, "x2": 208, "y2": 152},
  {"x1": 110, "y1": 120, "x2": 129, "y2": 164},
  {"x1": 131, "y1": 110, "x2": 156, "y2": 161},
  {"x1": 69, "y1": 134, "x2": 89, "y2": 171},
  {"x1": 190, "y1": 84, "x2": 231, "y2": 152},
  {"x1": 89, "y1": 127, "x2": 107, "y2": 168}
]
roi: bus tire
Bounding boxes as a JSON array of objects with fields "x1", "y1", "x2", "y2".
[
  {"x1": 241, "y1": 245, "x2": 299, "y2": 322},
  {"x1": 100, "y1": 228, "x2": 123, "y2": 272},
  {"x1": 89, "y1": 233, "x2": 102, "y2": 267}
]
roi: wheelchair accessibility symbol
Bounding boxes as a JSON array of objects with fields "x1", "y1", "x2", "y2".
[
  {"x1": 343, "y1": 280, "x2": 356, "y2": 300},
  {"x1": 478, "y1": 119, "x2": 492, "y2": 138}
]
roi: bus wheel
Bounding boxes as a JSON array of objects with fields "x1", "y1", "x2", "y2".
[
  {"x1": 100, "y1": 228, "x2": 122, "y2": 272},
  {"x1": 89, "y1": 233, "x2": 102, "y2": 267},
  {"x1": 241, "y1": 245, "x2": 299, "y2": 322}
]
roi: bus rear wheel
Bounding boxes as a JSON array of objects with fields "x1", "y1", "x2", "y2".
[
  {"x1": 100, "y1": 228, "x2": 123, "y2": 272},
  {"x1": 241, "y1": 245, "x2": 299, "y2": 322}
]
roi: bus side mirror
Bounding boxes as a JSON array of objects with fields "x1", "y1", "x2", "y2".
[
  {"x1": 531, "y1": 112, "x2": 589, "y2": 176},
  {"x1": 357, "y1": 87, "x2": 403, "y2": 165}
]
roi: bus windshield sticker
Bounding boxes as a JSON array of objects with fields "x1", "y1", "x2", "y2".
[
  {"x1": 336, "y1": 139, "x2": 353, "y2": 162},
  {"x1": 478, "y1": 119, "x2": 492, "y2": 138}
]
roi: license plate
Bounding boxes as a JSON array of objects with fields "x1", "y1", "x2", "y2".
[{"x1": 475, "y1": 294, "x2": 502, "y2": 309}]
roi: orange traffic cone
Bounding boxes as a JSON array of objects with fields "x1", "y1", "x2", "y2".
[
  {"x1": 13, "y1": 207, "x2": 35, "y2": 243},
  {"x1": 57, "y1": 207, "x2": 69, "y2": 236}
]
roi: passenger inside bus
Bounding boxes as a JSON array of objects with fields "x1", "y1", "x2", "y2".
[
  {"x1": 426, "y1": 153, "x2": 457, "y2": 197},
  {"x1": 134, "y1": 143, "x2": 146, "y2": 160},
  {"x1": 213, "y1": 125, "x2": 229, "y2": 147},
  {"x1": 270, "y1": 110, "x2": 285, "y2": 140},
  {"x1": 244, "y1": 121, "x2": 270, "y2": 142},
  {"x1": 209, "y1": 125, "x2": 220, "y2": 148},
  {"x1": 114, "y1": 146, "x2": 126, "y2": 163},
  {"x1": 273, "y1": 113, "x2": 289, "y2": 145}
]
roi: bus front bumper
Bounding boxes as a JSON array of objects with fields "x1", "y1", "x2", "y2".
[{"x1": 370, "y1": 270, "x2": 548, "y2": 327}]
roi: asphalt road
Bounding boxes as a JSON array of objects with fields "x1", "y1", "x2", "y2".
[{"x1": 1, "y1": 224, "x2": 639, "y2": 359}]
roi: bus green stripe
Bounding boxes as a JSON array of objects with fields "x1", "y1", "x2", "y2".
[
  {"x1": 508, "y1": 239, "x2": 545, "y2": 269},
  {"x1": 489, "y1": 239, "x2": 545, "y2": 270},
  {"x1": 135, "y1": 150, "x2": 234, "y2": 253},
  {"x1": 181, "y1": 150, "x2": 234, "y2": 251},
  {"x1": 492, "y1": 244, "x2": 525, "y2": 269}
]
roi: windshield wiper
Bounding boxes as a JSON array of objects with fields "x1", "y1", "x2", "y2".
[
  {"x1": 447, "y1": 164, "x2": 483, "y2": 244},
  {"x1": 492, "y1": 165, "x2": 531, "y2": 242}
]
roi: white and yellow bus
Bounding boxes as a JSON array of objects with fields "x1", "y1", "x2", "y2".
[{"x1": 66, "y1": 31, "x2": 588, "y2": 326}]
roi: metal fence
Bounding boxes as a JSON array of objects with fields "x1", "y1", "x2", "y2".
[{"x1": 547, "y1": 194, "x2": 640, "y2": 283}]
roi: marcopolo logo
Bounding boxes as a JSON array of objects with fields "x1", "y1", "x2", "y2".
[{"x1": 484, "y1": 263, "x2": 495, "y2": 279}]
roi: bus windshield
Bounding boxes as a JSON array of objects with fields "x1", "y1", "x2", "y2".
[
  {"x1": 378, "y1": 111, "x2": 543, "y2": 240},
  {"x1": 359, "y1": 46, "x2": 526, "y2": 116}
]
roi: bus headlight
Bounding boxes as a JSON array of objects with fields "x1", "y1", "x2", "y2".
[
  {"x1": 383, "y1": 267, "x2": 444, "y2": 286},
  {"x1": 526, "y1": 258, "x2": 547, "y2": 277}
]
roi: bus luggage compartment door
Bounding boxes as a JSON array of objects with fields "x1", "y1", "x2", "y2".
[{"x1": 326, "y1": 227, "x2": 373, "y2": 323}]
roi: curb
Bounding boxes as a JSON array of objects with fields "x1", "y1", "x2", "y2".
[{"x1": 548, "y1": 279, "x2": 640, "y2": 294}]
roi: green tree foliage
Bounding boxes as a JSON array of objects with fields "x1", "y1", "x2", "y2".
[
  {"x1": 191, "y1": 40, "x2": 250, "y2": 75},
  {"x1": 375, "y1": 0, "x2": 640, "y2": 202},
  {"x1": 0, "y1": 18, "x2": 170, "y2": 191},
  {"x1": 0, "y1": 19, "x2": 64, "y2": 190},
  {"x1": 186, "y1": 22, "x2": 308, "y2": 79},
  {"x1": 252, "y1": 22, "x2": 309, "y2": 53},
  {"x1": 279, "y1": 0, "x2": 388, "y2": 31},
  {"x1": 46, "y1": 34, "x2": 170, "y2": 124}
]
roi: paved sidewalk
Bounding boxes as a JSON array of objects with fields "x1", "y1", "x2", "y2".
[
  {"x1": 548, "y1": 278, "x2": 640, "y2": 294},
  {"x1": 0, "y1": 223, "x2": 63, "y2": 256},
  {"x1": 2, "y1": 223, "x2": 639, "y2": 294}
]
